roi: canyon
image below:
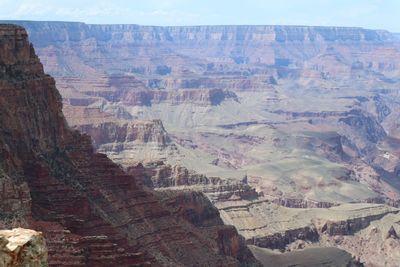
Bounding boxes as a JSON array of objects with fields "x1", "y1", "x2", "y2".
[
  {"x1": 9, "y1": 20, "x2": 400, "y2": 204},
  {"x1": 1, "y1": 20, "x2": 400, "y2": 266},
  {"x1": 0, "y1": 24, "x2": 260, "y2": 266}
]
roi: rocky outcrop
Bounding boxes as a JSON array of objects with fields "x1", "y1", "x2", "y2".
[
  {"x1": 248, "y1": 226, "x2": 319, "y2": 250},
  {"x1": 0, "y1": 228, "x2": 48, "y2": 267},
  {"x1": 76, "y1": 119, "x2": 171, "y2": 148},
  {"x1": 127, "y1": 161, "x2": 217, "y2": 188},
  {"x1": 126, "y1": 161, "x2": 260, "y2": 202},
  {"x1": 74, "y1": 120, "x2": 180, "y2": 165},
  {"x1": 83, "y1": 88, "x2": 238, "y2": 106},
  {"x1": 122, "y1": 88, "x2": 238, "y2": 106},
  {"x1": 319, "y1": 213, "x2": 393, "y2": 236},
  {"x1": 270, "y1": 197, "x2": 336, "y2": 209},
  {"x1": 387, "y1": 225, "x2": 398, "y2": 239},
  {"x1": 217, "y1": 200, "x2": 398, "y2": 250},
  {"x1": 62, "y1": 104, "x2": 119, "y2": 126},
  {"x1": 0, "y1": 24, "x2": 259, "y2": 266},
  {"x1": 319, "y1": 212, "x2": 400, "y2": 267}
]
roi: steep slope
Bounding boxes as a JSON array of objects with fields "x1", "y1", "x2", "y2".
[{"x1": 0, "y1": 24, "x2": 259, "y2": 266}]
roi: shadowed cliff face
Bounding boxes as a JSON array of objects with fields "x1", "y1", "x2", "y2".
[{"x1": 0, "y1": 24, "x2": 260, "y2": 267}]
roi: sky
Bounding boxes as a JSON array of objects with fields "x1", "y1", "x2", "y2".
[{"x1": 0, "y1": 0, "x2": 399, "y2": 32}]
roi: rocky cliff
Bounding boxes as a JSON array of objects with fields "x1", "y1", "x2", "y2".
[
  {"x1": 319, "y1": 212, "x2": 400, "y2": 267},
  {"x1": 75, "y1": 119, "x2": 176, "y2": 164},
  {"x1": 0, "y1": 24, "x2": 259, "y2": 266}
]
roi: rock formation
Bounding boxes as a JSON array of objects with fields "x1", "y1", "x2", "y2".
[
  {"x1": 74, "y1": 119, "x2": 179, "y2": 165},
  {"x1": 0, "y1": 228, "x2": 48, "y2": 267},
  {"x1": 387, "y1": 225, "x2": 398, "y2": 239},
  {"x1": 0, "y1": 24, "x2": 259, "y2": 266},
  {"x1": 319, "y1": 212, "x2": 400, "y2": 267}
]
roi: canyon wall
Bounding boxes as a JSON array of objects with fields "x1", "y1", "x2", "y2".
[{"x1": 4, "y1": 21, "x2": 400, "y2": 99}]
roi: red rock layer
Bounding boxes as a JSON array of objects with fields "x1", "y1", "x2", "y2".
[
  {"x1": 0, "y1": 24, "x2": 259, "y2": 266},
  {"x1": 81, "y1": 87, "x2": 238, "y2": 106}
]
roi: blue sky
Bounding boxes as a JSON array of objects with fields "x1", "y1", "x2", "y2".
[{"x1": 0, "y1": 0, "x2": 399, "y2": 32}]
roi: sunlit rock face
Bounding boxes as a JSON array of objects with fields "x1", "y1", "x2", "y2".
[{"x1": 0, "y1": 228, "x2": 48, "y2": 267}]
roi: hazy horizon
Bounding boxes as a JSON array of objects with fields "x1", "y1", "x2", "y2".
[{"x1": 0, "y1": 0, "x2": 399, "y2": 32}]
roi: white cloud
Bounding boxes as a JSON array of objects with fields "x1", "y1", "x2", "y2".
[
  {"x1": 0, "y1": 0, "x2": 398, "y2": 31},
  {"x1": 0, "y1": 0, "x2": 200, "y2": 25},
  {"x1": 13, "y1": 1, "x2": 52, "y2": 17}
]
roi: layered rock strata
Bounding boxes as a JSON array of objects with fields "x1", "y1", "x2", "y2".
[
  {"x1": 0, "y1": 24, "x2": 259, "y2": 266},
  {"x1": 75, "y1": 119, "x2": 178, "y2": 165},
  {"x1": 319, "y1": 212, "x2": 400, "y2": 267},
  {"x1": 6, "y1": 21, "x2": 400, "y2": 88},
  {"x1": 217, "y1": 201, "x2": 398, "y2": 248},
  {"x1": 218, "y1": 199, "x2": 400, "y2": 266}
]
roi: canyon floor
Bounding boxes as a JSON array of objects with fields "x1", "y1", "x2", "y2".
[{"x1": 2, "y1": 21, "x2": 400, "y2": 266}]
